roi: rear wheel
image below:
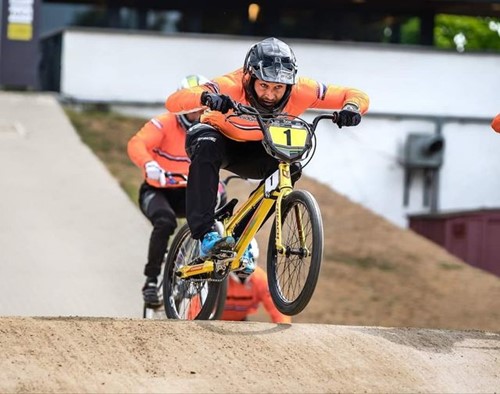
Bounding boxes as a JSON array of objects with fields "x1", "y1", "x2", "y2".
[
  {"x1": 267, "y1": 190, "x2": 323, "y2": 316},
  {"x1": 163, "y1": 223, "x2": 225, "y2": 320}
]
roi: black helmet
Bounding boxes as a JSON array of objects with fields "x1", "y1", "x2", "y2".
[
  {"x1": 177, "y1": 74, "x2": 210, "y2": 129},
  {"x1": 243, "y1": 38, "x2": 297, "y2": 113},
  {"x1": 243, "y1": 37, "x2": 297, "y2": 85}
]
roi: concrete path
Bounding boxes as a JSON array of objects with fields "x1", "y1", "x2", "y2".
[{"x1": 0, "y1": 92, "x2": 150, "y2": 317}]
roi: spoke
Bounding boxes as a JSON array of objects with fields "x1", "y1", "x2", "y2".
[
  {"x1": 170, "y1": 231, "x2": 210, "y2": 319},
  {"x1": 275, "y1": 201, "x2": 313, "y2": 302}
]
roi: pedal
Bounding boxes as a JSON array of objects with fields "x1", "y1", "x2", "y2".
[{"x1": 212, "y1": 249, "x2": 236, "y2": 260}]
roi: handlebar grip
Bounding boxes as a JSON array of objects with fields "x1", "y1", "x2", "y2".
[{"x1": 164, "y1": 171, "x2": 188, "y2": 183}]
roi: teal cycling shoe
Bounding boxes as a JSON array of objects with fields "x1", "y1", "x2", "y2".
[
  {"x1": 236, "y1": 242, "x2": 256, "y2": 279},
  {"x1": 200, "y1": 231, "x2": 235, "y2": 258}
]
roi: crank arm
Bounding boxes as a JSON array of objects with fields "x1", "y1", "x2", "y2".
[
  {"x1": 176, "y1": 250, "x2": 236, "y2": 279},
  {"x1": 176, "y1": 260, "x2": 214, "y2": 278}
]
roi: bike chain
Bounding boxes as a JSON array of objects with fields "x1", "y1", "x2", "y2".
[
  {"x1": 186, "y1": 276, "x2": 226, "y2": 283},
  {"x1": 183, "y1": 257, "x2": 233, "y2": 283},
  {"x1": 179, "y1": 250, "x2": 235, "y2": 283}
]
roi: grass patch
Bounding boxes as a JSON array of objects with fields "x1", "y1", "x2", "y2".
[
  {"x1": 439, "y1": 262, "x2": 463, "y2": 270},
  {"x1": 328, "y1": 253, "x2": 396, "y2": 272}
]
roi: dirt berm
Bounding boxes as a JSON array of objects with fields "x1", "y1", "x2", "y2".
[{"x1": 1, "y1": 317, "x2": 499, "y2": 393}]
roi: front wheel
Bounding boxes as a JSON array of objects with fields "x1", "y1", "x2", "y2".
[
  {"x1": 163, "y1": 223, "x2": 225, "y2": 320},
  {"x1": 267, "y1": 190, "x2": 323, "y2": 316}
]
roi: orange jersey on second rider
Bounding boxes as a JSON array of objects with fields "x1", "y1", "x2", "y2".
[
  {"x1": 166, "y1": 68, "x2": 370, "y2": 142},
  {"x1": 127, "y1": 113, "x2": 190, "y2": 188}
]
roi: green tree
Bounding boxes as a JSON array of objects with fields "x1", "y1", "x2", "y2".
[
  {"x1": 401, "y1": 17, "x2": 420, "y2": 45},
  {"x1": 401, "y1": 14, "x2": 500, "y2": 52},
  {"x1": 435, "y1": 15, "x2": 500, "y2": 51}
]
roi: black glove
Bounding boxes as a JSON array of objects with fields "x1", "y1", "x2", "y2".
[
  {"x1": 336, "y1": 104, "x2": 361, "y2": 129},
  {"x1": 200, "y1": 91, "x2": 234, "y2": 114}
]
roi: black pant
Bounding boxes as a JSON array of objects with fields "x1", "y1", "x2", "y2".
[
  {"x1": 138, "y1": 182, "x2": 186, "y2": 278},
  {"x1": 185, "y1": 124, "x2": 283, "y2": 240}
]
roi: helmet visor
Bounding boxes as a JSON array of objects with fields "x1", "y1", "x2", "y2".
[{"x1": 255, "y1": 58, "x2": 296, "y2": 84}]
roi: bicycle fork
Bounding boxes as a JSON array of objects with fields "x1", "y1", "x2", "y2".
[{"x1": 274, "y1": 162, "x2": 310, "y2": 258}]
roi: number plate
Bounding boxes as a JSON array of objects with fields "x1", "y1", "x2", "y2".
[
  {"x1": 268, "y1": 125, "x2": 308, "y2": 148},
  {"x1": 264, "y1": 170, "x2": 280, "y2": 194}
]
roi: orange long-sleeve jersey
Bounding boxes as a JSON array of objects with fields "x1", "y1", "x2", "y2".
[
  {"x1": 166, "y1": 68, "x2": 369, "y2": 142},
  {"x1": 127, "y1": 113, "x2": 190, "y2": 188},
  {"x1": 492, "y1": 114, "x2": 500, "y2": 133},
  {"x1": 221, "y1": 267, "x2": 291, "y2": 324}
]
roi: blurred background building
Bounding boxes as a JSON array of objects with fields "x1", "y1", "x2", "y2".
[
  {"x1": 37, "y1": 0, "x2": 500, "y2": 47},
  {"x1": 2, "y1": 0, "x2": 499, "y2": 90}
]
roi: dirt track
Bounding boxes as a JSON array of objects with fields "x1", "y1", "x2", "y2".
[
  {"x1": 1, "y1": 317, "x2": 499, "y2": 393},
  {"x1": 2, "y1": 93, "x2": 500, "y2": 393}
]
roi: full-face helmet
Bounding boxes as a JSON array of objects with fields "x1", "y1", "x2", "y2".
[
  {"x1": 243, "y1": 37, "x2": 297, "y2": 84},
  {"x1": 177, "y1": 74, "x2": 210, "y2": 129},
  {"x1": 243, "y1": 37, "x2": 297, "y2": 113}
]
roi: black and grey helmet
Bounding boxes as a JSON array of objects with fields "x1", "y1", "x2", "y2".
[
  {"x1": 243, "y1": 38, "x2": 297, "y2": 113},
  {"x1": 243, "y1": 37, "x2": 298, "y2": 85}
]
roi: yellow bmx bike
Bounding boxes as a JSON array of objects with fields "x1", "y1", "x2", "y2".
[{"x1": 162, "y1": 103, "x2": 340, "y2": 320}]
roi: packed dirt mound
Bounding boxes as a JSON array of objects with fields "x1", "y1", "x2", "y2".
[
  {"x1": 2, "y1": 96, "x2": 500, "y2": 393},
  {"x1": 1, "y1": 317, "x2": 499, "y2": 393}
]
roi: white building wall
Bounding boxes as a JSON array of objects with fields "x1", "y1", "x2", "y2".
[
  {"x1": 306, "y1": 116, "x2": 500, "y2": 227},
  {"x1": 56, "y1": 29, "x2": 500, "y2": 227}
]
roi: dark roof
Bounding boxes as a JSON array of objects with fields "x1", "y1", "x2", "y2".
[{"x1": 42, "y1": 0, "x2": 500, "y2": 18}]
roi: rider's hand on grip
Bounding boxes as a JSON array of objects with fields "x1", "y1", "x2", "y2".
[
  {"x1": 336, "y1": 104, "x2": 361, "y2": 129},
  {"x1": 200, "y1": 91, "x2": 234, "y2": 114},
  {"x1": 145, "y1": 160, "x2": 166, "y2": 186}
]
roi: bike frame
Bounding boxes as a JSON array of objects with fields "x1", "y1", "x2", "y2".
[
  {"x1": 176, "y1": 106, "x2": 338, "y2": 280},
  {"x1": 176, "y1": 161, "x2": 294, "y2": 279}
]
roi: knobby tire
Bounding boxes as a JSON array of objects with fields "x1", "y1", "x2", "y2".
[
  {"x1": 163, "y1": 223, "x2": 224, "y2": 320},
  {"x1": 267, "y1": 190, "x2": 323, "y2": 315}
]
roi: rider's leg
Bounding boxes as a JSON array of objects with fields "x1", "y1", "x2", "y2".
[
  {"x1": 185, "y1": 124, "x2": 226, "y2": 239},
  {"x1": 224, "y1": 142, "x2": 280, "y2": 239},
  {"x1": 139, "y1": 183, "x2": 180, "y2": 278},
  {"x1": 185, "y1": 125, "x2": 235, "y2": 257}
]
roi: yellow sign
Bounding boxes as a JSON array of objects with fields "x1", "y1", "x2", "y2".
[
  {"x1": 268, "y1": 125, "x2": 308, "y2": 148},
  {"x1": 7, "y1": 23, "x2": 33, "y2": 41}
]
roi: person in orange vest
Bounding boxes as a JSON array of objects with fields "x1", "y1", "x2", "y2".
[
  {"x1": 128, "y1": 74, "x2": 221, "y2": 306},
  {"x1": 491, "y1": 113, "x2": 500, "y2": 133},
  {"x1": 165, "y1": 37, "x2": 369, "y2": 273},
  {"x1": 221, "y1": 239, "x2": 291, "y2": 324}
]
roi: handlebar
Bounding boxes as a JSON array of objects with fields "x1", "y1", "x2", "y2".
[
  {"x1": 162, "y1": 172, "x2": 242, "y2": 186},
  {"x1": 163, "y1": 172, "x2": 188, "y2": 185},
  {"x1": 231, "y1": 102, "x2": 340, "y2": 132}
]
